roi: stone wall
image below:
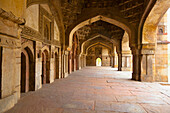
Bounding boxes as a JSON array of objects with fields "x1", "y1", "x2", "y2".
[
  {"x1": 0, "y1": 8, "x2": 25, "y2": 113},
  {"x1": 0, "y1": 3, "x2": 62, "y2": 112},
  {"x1": 155, "y1": 12, "x2": 169, "y2": 82}
]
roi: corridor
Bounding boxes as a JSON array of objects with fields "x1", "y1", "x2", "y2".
[{"x1": 6, "y1": 67, "x2": 170, "y2": 113}]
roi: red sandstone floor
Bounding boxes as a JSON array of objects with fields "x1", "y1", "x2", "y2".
[{"x1": 6, "y1": 67, "x2": 170, "y2": 113}]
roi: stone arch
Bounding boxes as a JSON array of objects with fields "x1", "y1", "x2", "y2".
[
  {"x1": 80, "y1": 34, "x2": 115, "y2": 55},
  {"x1": 142, "y1": 0, "x2": 170, "y2": 44},
  {"x1": 41, "y1": 46, "x2": 50, "y2": 53},
  {"x1": 140, "y1": 0, "x2": 170, "y2": 82},
  {"x1": 21, "y1": 42, "x2": 34, "y2": 57},
  {"x1": 21, "y1": 46, "x2": 35, "y2": 93},
  {"x1": 86, "y1": 42, "x2": 112, "y2": 66},
  {"x1": 66, "y1": 13, "x2": 135, "y2": 50},
  {"x1": 41, "y1": 48, "x2": 50, "y2": 84},
  {"x1": 86, "y1": 42, "x2": 112, "y2": 55}
]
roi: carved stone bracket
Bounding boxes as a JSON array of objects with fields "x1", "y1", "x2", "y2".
[
  {"x1": 21, "y1": 26, "x2": 42, "y2": 40},
  {"x1": 0, "y1": 8, "x2": 25, "y2": 25},
  {"x1": 0, "y1": 34, "x2": 20, "y2": 48}
]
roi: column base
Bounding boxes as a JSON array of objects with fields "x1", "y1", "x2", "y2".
[{"x1": 132, "y1": 73, "x2": 141, "y2": 81}]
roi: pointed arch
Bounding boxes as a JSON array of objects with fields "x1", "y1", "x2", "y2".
[
  {"x1": 66, "y1": 14, "x2": 135, "y2": 50},
  {"x1": 21, "y1": 46, "x2": 35, "y2": 93}
]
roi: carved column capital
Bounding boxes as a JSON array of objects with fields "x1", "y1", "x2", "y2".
[{"x1": 141, "y1": 43, "x2": 155, "y2": 55}]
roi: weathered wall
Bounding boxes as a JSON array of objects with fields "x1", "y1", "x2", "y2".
[
  {"x1": 0, "y1": 8, "x2": 24, "y2": 112},
  {"x1": 0, "y1": 2, "x2": 62, "y2": 112},
  {"x1": 155, "y1": 12, "x2": 169, "y2": 82},
  {"x1": 25, "y1": 4, "x2": 39, "y2": 31}
]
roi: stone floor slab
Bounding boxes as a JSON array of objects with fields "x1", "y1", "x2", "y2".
[{"x1": 5, "y1": 67, "x2": 170, "y2": 113}]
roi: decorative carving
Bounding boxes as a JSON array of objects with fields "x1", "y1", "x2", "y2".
[
  {"x1": 77, "y1": 20, "x2": 124, "y2": 41},
  {"x1": 21, "y1": 26, "x2": 42, "y2": 39},
  {"x1": 0, "y1": 35, "x2": 20, "y2": 48},
  {"x1": 0, "y1": 8, "x2": 25, "y2": 25}
]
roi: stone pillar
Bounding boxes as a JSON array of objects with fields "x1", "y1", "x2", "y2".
[
  {"x1": 122, "y1": 50, "x2": 132, "y2": 71},
  {"x1": 74, "y1": 58, "x2": 76, "y2": 71},
  {"x1": 61, "y1": 51, "x2": 64, "y2": 78},
  {"x1": 118, "y1": 53, "x2": 122, "y2": 71},
  {"x1": 141, "y1": 44, "x2": 155, "y2": 82},
  {"x1": 113, "y1": 46, "x2": 118, "y2": 68},
  {"x1": 76, "y1": 55, "x2": 81, "y2": 70},
  {"x1": 58, "y1": 48, "x2": 61, "y2": 79},
  {"x1": 68, "y1": 52, "x2": 72, "y2": 74},
  {"x1": 35, "y1": 41, "x2": 42, "y2": 89},
  {"x1": 64, "y1": 51, "x2": 68, "y2": 78},
  {"x1": 78, "y1": 55, "x2": 81, "y2": 70},
  {"x1": 83, "y1": 55, "x2": 86, "y2": 67},
  {"x1": 110, "y1": 56, "x2": 114, "y2": 67},
  {"x1": 131, "y1": 48, "x2": 141, "y2": 81}
]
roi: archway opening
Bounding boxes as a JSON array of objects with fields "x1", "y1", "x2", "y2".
[
  {"x1": 21, "y1": 47, "x2": 35, "y2": 93},
  {"x1": 42, "y1": 50, "x2": 50, "y2": 84},
  {"x1": 21, "y1": 52, "x2": 27, "y2": 92},
  {"x1": 96, "y1": 58, "x2": 102, "y2": 66}
]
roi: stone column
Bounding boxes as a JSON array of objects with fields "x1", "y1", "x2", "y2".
[
  {"x1": 76, "y1": 55, "x2": 81, "y2": 70},
  {"x1": 141, "y1": 44, "x2": 155, "y2": 82},
  {"x1": 83, "y1": 55, "x2": 86, "y2": 67},
  {"x1": 58, "y1": 48, "x2": 61, "y2": 79},
  {"x1": 78, "y1": 55, "x2": 81, "y2": 70},
  {"x1": 74, "y1": 58, "x2": 76, "y2": 71},
  {"x1": 110, "y1": 56, "x2": 114, "y2": 67},
  {"x1": 118, "y1": 53, "x2": 122, "y2": 71},
  {"x1": 61, "y1": 51, "x2": 64, "y2": 78},
  {"x1": 121, "y1": 50, "x2": 132, "y2": 71},
  {"x1": 131, "y1": 48, "x2": 141, "y2": 81},
  {"x1": 64, "y1": 51, "x2": 69, "y2": 78}
]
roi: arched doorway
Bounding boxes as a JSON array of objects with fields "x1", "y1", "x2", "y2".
[
  {"x1": 55, "y1": 52, "x2": 59, "y2": 79},
  {"x1": 21, "y1": 47, "x2": 35, "y2": 93},
  {"x1": 42, "y1": 50, "x2": 50, "y2": 84},
  {"x1": 96, "y1": 58, "x2": 102, "y2": 66}
]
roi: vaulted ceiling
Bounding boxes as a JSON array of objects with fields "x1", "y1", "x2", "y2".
[
  {"x1": 27, "y1": 0, "x2": 156, "y2": 49},
  {"x1": 76, "y1": 20, "x2": 124, "y2": 42},
  {"x1": 60, "y1": 0, "x2": 148, "y2": 28}
]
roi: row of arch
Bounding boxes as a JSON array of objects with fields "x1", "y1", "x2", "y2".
[
  {"x1": 66, "y1": 0, "x2": 170, "y2": 82},
  {"x1": 21, "y1": 46, "x2": 59, "y2": 93}
]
